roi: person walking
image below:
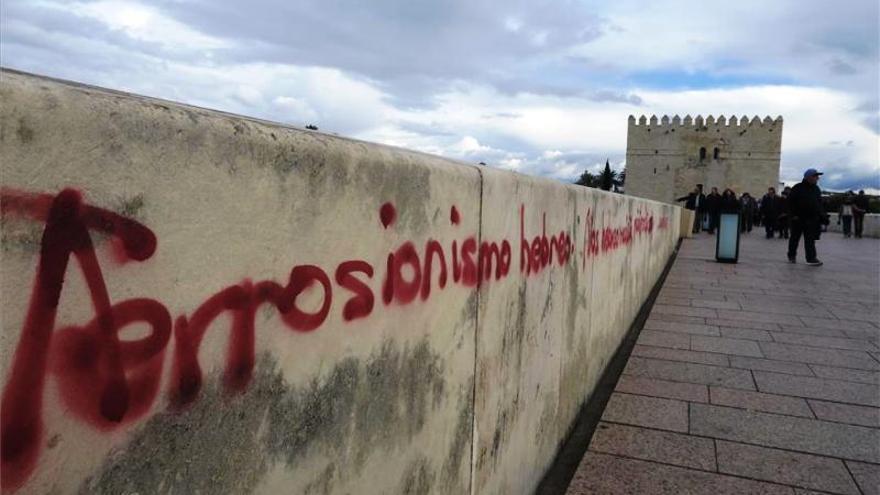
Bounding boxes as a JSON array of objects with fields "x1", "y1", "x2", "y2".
[
  {"x1": 721, "y1": 189, "x2": 740, "y2": 212},
  {"x1": 787, "y1": 169, "x2": 827, "y2": 266},
  {"x1": 838, "y1": 193, "x2": 855, "y2": 238},
  {"x1": 706, "y1": 187, "x2": 722, "y2": 234},
  {"x1": 760, "y1": 187, "x2": 779, "y2": 238},
  {"x1": 778, "y1": 187, "x2": 791, "y2": 239},
  {"x1": 853, "y1": 190, "x2": 869, "y2": 238},
  {"x1": 676, "y1": 184, "x2": 706, "y2": 234},
  {"x1": 739, "y1": 192, "x2": 758, "y2": 232}
]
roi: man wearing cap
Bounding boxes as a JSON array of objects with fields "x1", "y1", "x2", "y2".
[{"x1": 787, "y1": 168, "x2": 827, "y2": 266}]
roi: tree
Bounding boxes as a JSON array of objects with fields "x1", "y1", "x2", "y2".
[
  {"x1": 575, "y1": 170, "x2": 598, "y2": 187},
  {"x1": 599, "y1": 159, "x2": 617, "y2": 191}
]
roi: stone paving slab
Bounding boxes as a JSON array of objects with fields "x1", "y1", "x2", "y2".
[
  {"x1": 651, "y1": 313, "x2": 709, "y2": 325},
  {"x1": 728, "y1": 355, "x2": 814, "y2": 376},
  {"x1": 720, "y1": 326, "x2": 773, "y2": 341},
  {"x1": 753, "y1": 370, "x2": 880, "y2": 407},
  {"x1": 715, "y1": 441, "x2": 860, "y2": 495},
  {"x1": 799, "y1": 316, "x2": 879, "y2": 331},
  {"x1": 637, "y1": 329, "x2": 691, "y2": 349},
  {"x1": 809, "y1": 364, "x2": 880, "y2": 384},
  {"x1": 601, "y1": 392, "x2": 689, "y2": 432},
  {"x1": 631, "y1": 344, "x2": 730, "y2": 366},
  {"x1": 566, "y1": 453, "x2": 794, "y2": 495},
  {"x1": 758, "y1": 342, "x2": 880, "y2": 370},
  {"x1": 615, "y1": 375, "x2": 709, "y2": 403},
  {"x1": 845, "y1": 461, "x2": 880, "y2": 495},
  {"x1": 807, "y1": 400, "x2": 880, "y2": 428},
  {"x1": 565, "y1": 234, "x2": 880, "y2": 494},
  {"x1": 623, "y1": 356, "x2": 755, "y2": 390},
  {"x1": 692, "y1": 299, "x2": 743, "y2": 310},
  {"x1": 709, "y1": 387, "x2": 814, "y2": 418},
  {"x1": 589, "y1": 423, "x2": 716, "y2": 471},
  {"x1": 715, "y1": 309, "x2": 794, "y2": 325},
  {"x1": 706, "y1": 318, "x2": 782, "y2": 331},
  {"x1": 690, "y1": 403, "x2": 880, "y2": 463},
  {"x1": 777, "y1": 323, "x2": 848, "y2": 337},
  {"x1": 643, "y1": 319, "x2": 721, "y2": 336},
  {"x1": 691, "y1": 335, "x2": 763, "y2": 357},
  {"x1": 653, "y1": 304, "x2": 719, "y2": 318},
  {"x1": 769, "y1": 331, "x2": 879, "y2": 351}
]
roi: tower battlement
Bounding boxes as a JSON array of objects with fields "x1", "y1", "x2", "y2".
[
  {"x1": 625, "y1": 113, "x2": 783, "y2": 204},
  {"x1": 628, "y1": 114, "x2": 782, "y2": 129}
]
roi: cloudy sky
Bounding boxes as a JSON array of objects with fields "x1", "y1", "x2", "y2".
[{"x1": 2, "y1": 0, "x2": 878, "y2": 190}]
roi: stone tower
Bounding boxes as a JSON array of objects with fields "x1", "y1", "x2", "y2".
[{"x1": 625, "y1": 114, "x2": 782, "y2": 204}]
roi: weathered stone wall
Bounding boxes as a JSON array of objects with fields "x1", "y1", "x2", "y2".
[
  {"x1": 0, "y1": 70, "x2": 681, "y2": 495},
  {"x1": 827, "y1": 213, "x2": 880, "y2": 238},
  {"x1": 626, "y1": 115, "x2": 782, "y2": 204}
]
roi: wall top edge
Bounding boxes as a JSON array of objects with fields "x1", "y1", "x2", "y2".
[
  {"x1": 628, "y1": 114, "x2": 783, "y2": 127},
  {"x1": 1, "y1": 67, "x2": 683, "y2": 212}
]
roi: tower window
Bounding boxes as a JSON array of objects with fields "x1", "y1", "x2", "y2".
[
  {"x1": 699, "y1": 147, "x2": 707, "y2": 161},
  {"x1": 713, "y1": 147, "x2": 720, "y2": 159}
]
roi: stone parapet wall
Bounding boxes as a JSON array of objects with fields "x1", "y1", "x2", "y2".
[
  {"x1": 826, "y1": 213, "x2": 880, "y2": 238},
  {"x1": 0, "y1": 69, "x2": 681, "y2": 495}
]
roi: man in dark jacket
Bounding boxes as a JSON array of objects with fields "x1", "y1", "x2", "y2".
[
  {"x1": 777, "y1": 187, "x2": 791, "y2": 238},
  {"x1": 760, "y1": 187, "x2": 779, "y2": 238},
  {"x1": 705, "y1": 187, "x2": 721, "y2": 234},
  {"x1": 676, "y1": 184, "x2": 706, "y2": 233},
  {"x1": 787, "y1": 169, "x2": 826, "y2": 266},
  {"x1": 740, "y1": 193, "x2": 756, "y2": 232},
  {"x1": 854, "y1": 190, "x2": 869, "y2": 238}
]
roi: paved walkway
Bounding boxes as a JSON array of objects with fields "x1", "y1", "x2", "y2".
[{"x1": 566, "y1": 231, "x2": 880, "y2": 495}]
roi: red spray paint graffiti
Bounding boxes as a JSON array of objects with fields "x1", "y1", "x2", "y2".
[
  {"x1": 0, "y1": 189, "x2": 167, "y2": 491},
  {"x1": 0, "y1": 189, "x2": 670, "y2": 491}
]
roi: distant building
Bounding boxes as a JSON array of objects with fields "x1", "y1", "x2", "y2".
[{"x1": 625, "y1": 114, "x2": 782, "y2": 204}]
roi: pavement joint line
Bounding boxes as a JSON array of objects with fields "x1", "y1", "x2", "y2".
[
  {"x1": 687, "y1": 401, "x2": 692, "y2": 434},
  {"x1": 656, "y1": 298, "x2": 851, "y2": 319},
  {"x1": 631, "y1": 349, "x2": 880, "y2": 374},
  {"x1": 712, "y1": 437, "x2": 719, "y2": 473},
  {"x1": 598, "y1": 418, "x2": 880, "y2": 463},
  {"x1": 583, "y1": 450, "x2": 834, "y2": 494},
  {"x1": 617, "y1": 375, "x2": 880, "y2": 412},
  {"x1": 606, "y1": 390, "x2": 879, "y2": 429},
  {"x1": 841, "y1": 460, "x2": 866, "y2": 495},
  {"x1": 803, "y1": 397, "x2": 820, "y2": 420}
]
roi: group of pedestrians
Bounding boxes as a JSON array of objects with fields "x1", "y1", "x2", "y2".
[
  {"x1": 677, "y1": 185, "x2": 750, "y2": 235},
  {"x1": 677, "y1": 168, "x2": 842, "y2": 267},
  {"x1": 837, "y1": 190, "x2": 870, "y2": 238},
  {"x1": 757, "y1": 186, "x2": 791, "y2": 239}
]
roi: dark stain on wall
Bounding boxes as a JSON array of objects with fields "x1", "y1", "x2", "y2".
[
  {"x1": 303, "y1": 462, "x2": 336, "y2": 495},
  {"x1": 0, "y1": 222, "x2": 43, "y2": 253},
  {"x1": 116, "y1": 194, "x2": 145, "y2": 220},
  {"x1": 399, "y1": 456, "x2": 435, "y2": 495},
  {"x1": 79, "y1": 337, "x2": 451, "y2": 494},
  {"x1": 78, "y1": 365, "x2": 273, "y2": 495},
  {"x1": 441, "y1": 378, "x2": 474, "y2": 493},
  {"x1": 16, "y1": 117, "x2": 34, "y2": 143}
]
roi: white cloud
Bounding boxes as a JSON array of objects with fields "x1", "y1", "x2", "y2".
[
  {"x1": 0, "y1": 0, "x2": 876, "y2": 190},
  {"x1": 68, "y1": 0, "x2": 229, "y2": 50}
]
